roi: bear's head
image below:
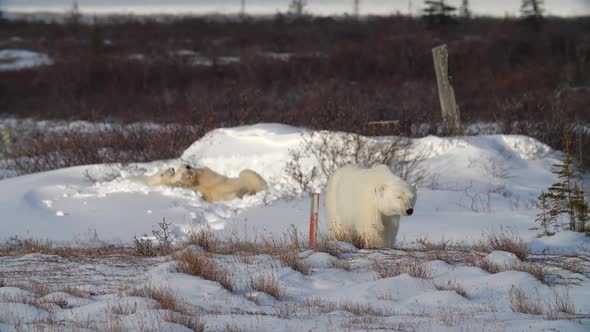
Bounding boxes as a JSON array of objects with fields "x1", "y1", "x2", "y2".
[
  {"x1": 173, "y1": 164, "x2": 202, "y2": 185},
  {"x1": 373, "y1": 166, "x2": 417, "y2": 217},
  {"x1": 156, "y1": 167, "x2": 186, "y2": 184}
]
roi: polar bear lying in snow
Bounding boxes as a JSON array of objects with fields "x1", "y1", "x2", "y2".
[
  {"x1": 326, "y1": 164, "x2": 417, "y2": 248},
  {"x1": 139, "y1": 165, "x2": 267, "y2": 203}
]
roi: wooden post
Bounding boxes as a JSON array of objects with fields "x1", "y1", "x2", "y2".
[
  {"x1": 309, "y1": 192, "x2": 320, "y2": 248},
  {"x1": 432, "y1": 44, "x2": 461, "y2": 136}
]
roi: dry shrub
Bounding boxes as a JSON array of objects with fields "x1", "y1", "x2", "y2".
[
  {"x1": 128, "y1": 285, "x2": 186, "y2": 314},
  {"x1": 250, "y1": 273, "x2": 283, "y2": 300},
  {"x1": 162, "y1": 311, "x2": 205, "y2": 332},
  {"x1": 133, "y1": 220, "x2": 177, "y2": 257},
  {"x1": 3, "y1": 125, "x2": 202, "y2": 176},
  {"x1": 174, "y1": 249, "x2": 235, "y2": 292},
  {"x1": 434, "y1": 279, "x2": 468, "y2": 298},
  {"x1": 508, "y1": 286, "x2": 544, "y2": 315},
  {"x1": 485, "y1": 228, "x2": 529, "y2": 261},
  {"x1": 132, "y1": 235, "x2": 157, "y2": 257},
  {"x1": 285, "y1": 131, "x2": 425, "y2": 193},
  {"x1": 373, "y1": 257, "x2": 432, "y2": 279}
]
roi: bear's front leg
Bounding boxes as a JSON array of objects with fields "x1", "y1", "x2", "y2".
[{"x1": 381, "y1": 215, "x2": 400, "y2": 248}]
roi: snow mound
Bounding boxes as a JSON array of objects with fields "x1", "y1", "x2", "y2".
[
  {"x1": 181, "y1": 123, "x2": 307, "y2": 180},
  {"x1": 483, "y1": 251, "x2": 520, "y2": 270},
  {"x1": 0, "y1": 49, "x2": 53, "y2": 71},
  {"x1": 501, "y1": 135, "x2": 552, "y2": 160}
]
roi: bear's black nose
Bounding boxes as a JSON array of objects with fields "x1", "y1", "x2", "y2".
[
  {"x1": 406, "y1": 208, "x2": 414, "y2": 216},
  {"x1": 184, "y1": 165, "x2": 191, "y2": 170}
]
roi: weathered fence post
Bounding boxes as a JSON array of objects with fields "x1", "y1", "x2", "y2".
[
  {"x1": 309, "y1": 192, "x2": 320, "y2": 248},
  {"x1": 432, "y1": 44, "x2": 461, "y2": 136}
]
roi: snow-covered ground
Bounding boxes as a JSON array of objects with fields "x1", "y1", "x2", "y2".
[
  {"x1": 0, "y1": 49, "x2": 53, "y2": 71},
  {"x1": 0, "y1": 123, "x2": 589, "y2": 331}
]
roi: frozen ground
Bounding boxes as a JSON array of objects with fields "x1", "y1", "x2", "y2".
[{"x1": 0, "y1": 123, "x2": 589, "y2": 331}]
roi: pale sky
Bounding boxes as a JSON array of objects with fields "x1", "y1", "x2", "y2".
[{"x1": 3, "y1": 0, "x2": 589, "y2": 17}]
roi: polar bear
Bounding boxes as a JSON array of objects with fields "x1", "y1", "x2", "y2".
[
  {"x1": 325, "y1": 164, "x2": 417, "y2": 248},
  {"x1": 138, "y1": 165, "x2": 267, "y2": 203}
]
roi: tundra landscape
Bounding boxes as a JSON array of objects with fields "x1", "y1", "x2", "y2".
[{"x1": 0, "y1": 1, "x2": 589, "y2": 331}]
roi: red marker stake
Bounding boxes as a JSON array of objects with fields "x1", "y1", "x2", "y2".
[{"x1": 309, "y1": 192, "x2": 320, "y2": 248}]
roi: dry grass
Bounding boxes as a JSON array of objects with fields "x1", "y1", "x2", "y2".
[
  {"x1": 7, "y1": 281, "x2": 50, "y2": 297},
  {"x1": 329, "y1": 226, "x2": 378, "y2": 250},
  {"x1": 417, "y1": 236, "x2": 451, "y2": 251},
  {"x1": 278, "y1": 249, "x2": 310, "y2": 275},
  {"x1": 180, "y1": 225, "x2": 310, "y2": 275},
  {"x1": 162, "y1": 311, "x2": 205, "y2": 332},
  {"x1": 509, "y1": 285, "x2": 577, "y2": 320},
  {"x1": 174, "y1": 249, "x2": 235, "y2": 292},
  {"x1": 484, "y1": 229, "x2": 529, "y2": 261},
  {"x1": 314, "y1": 236, "x2": 342, "y2": 257},
  {"x1": 338, "y1": 301, "x2": 389, "y2": 316},
  {"x1": 546, "y1": 287, "x2": 576, "y2": 319},
  {"x1": 329, "y1": 258, "x2": 353, "y2": 271},
  {"x1": 467, "y1": 257, "x2": 502, "y2": 274},
  {"x1": 434, "y1": 279, "x2": 468, "y2": 298},
  {"x1": 128, "y1": 285, "x2": 187, "y2": 314},
  {"x1": 551, "y1": 259, "x2": 587, "y2": 275},
  {"x1": 61, "y1": 286, "x2": 90, "y2": 299},
  {"x1": 111, "y1": 301, "x2": 138, "y2": 315},
  {"x1": 514, "y1": 262, "x2": 550, "y2": 284},
  {"x1": 1, "y1": 236, "x2": 133, "y2": 257},
  {"x1": 250, "y1": 273, "x2": 283, "y2": 300},
  {"x1": 182, "y1": 225, "x2": 218, "y2": 253},
  {"x1": 373, "y1": 257, "x2": 433, "y2": 279},
  {"x1": 508, "y1": 286, "x2": 544, "y2": 315},
  {"x1": 0, "y1": 292, "x2": 63, "y2": 312}
]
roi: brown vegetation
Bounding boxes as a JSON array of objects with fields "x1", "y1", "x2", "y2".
[
  {"x1": 373, "y1": 256, "x2": 433, "y2": 279},
  {"x1": 0, "y1": 15, "x2": 588, "y2": 174},
  {"x1": 173, "y1": 249, "x2": 235, "y2": 292}
]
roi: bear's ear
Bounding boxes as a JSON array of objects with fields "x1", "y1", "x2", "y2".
[{"x1": 375, "y1": 184, "x2": 387, "y2": 197}]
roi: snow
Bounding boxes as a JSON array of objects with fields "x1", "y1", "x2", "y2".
[
  {"x1": 0, "y1": 123, "x2": 589, "y2": 330},
  {"x1": 0, "y1": 123, "x2": 584, "y2": 251},
  {"x1": 0, "y1": 49, "x2": 53, "y2": 71}
]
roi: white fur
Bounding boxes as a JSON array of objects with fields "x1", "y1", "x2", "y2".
[{"x1": 325, "y1": 164, "x2": 417, "y2": 248}]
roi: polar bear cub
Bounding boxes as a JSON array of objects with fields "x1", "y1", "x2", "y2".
[
  {"x1": 139, "y1": 165, "x2": 267, "y2": 203},
  {"x1": 325, "y1": 164, "x2": 417, "y2": 248}
]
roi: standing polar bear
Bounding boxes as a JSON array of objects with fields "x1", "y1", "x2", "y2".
[
  {"x1": 139, "y1": 165, "x2": 267, "y2": 203},
  {"x1": 326, "y1": 164, "x2": 417, "y2": 248}
]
